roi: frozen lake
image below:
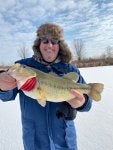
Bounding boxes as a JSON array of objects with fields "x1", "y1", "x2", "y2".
[{"x1": 0, "y1": 66, "x2": 113, "y2": 150}]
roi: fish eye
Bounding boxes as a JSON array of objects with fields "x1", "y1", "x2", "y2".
[{"x1": 22, "y1": 65, "x2": 26, "y2": 68}]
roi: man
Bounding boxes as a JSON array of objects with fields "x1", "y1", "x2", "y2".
[{"x1": 0, "y1": 23, "x2": 92, "y2": 150}]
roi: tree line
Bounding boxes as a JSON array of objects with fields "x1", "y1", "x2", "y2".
[
  {"x1": 0, "y1": 40, "x2": 113, "y2": 68},
  {"x1": 17, "y1": 40, "x2": 113, "y2": 68},
  {"x1": 72, "y1": 39, "x2": 113, "y2": 67}
]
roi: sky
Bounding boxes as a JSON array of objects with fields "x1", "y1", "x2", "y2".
[
  {"x1": 0, "y1": 0, "x2": 113, "y2": 65},
  {"x1": 0, "y1": 66, "x2": 113, "y2": 150}
]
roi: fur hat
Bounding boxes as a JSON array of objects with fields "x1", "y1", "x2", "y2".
[
  {"x1": 36, "y1": 23, "x2": 63, "y2": 39},
  {"x1": 32, "y1": 23, "x2": 72, "y2": 63}
]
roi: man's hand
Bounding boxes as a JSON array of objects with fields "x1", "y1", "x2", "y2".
[
  {"x1": 66, "y1": 89, "x2": 85, "y2": 108},
  {"x1": 0, "y1": 72, "x2": 17, "y2": 91}
]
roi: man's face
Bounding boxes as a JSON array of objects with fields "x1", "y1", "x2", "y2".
[{"x1": 39, "y1": 36, "x2": 59, "y2": 63}]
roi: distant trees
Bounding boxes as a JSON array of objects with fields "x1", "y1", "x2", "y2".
[
  {"x1": 100, "y1": 46, "x2": 113, "y2": 59},
  {"x1": 73, "y1": 39, "x2": 85, "y2": 61},
  {"x1": 72, "y1": 41, "x2": 113, "y2": 67},
  {"x1": 105, "y1": 46, "x2": 113, "y2": 58},
  {"x1": 18, "y1": 44, "x2": 30, "y2": 59},
  {"x1": 73, "y1": 38, "x2": 113, "y2": 60}
]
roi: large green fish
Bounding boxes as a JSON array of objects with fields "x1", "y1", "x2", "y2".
[{"x1": 8, "y1": 63, "x2": 104, "y2": 107}]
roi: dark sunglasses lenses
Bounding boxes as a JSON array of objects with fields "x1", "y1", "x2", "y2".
[
  {"x1": 51, "y1": 39, "x2": 59, "y2": 44},
  {"x1": 40, "y1": 38, "x2": 59, "y2": 45}
]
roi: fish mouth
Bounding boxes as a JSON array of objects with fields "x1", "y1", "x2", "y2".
[{"x1": 8, "y1": 68, "x2": 16, "y2": 73}]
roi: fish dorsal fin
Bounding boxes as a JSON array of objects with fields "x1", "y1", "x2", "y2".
[{"x1": 63, "y1": 72, "x2": 79, "y2": 82}]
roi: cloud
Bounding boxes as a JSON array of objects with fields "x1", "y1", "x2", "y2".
[
  {"x1": 0, "y1": 0, "x2": 113, "y2": 64},
  {"x1": 0, "y1": 0, "x2": 16, "y2": 12}
]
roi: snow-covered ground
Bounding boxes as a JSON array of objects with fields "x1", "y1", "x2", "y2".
[
  {"x1": 0, "y1": 66, "x2": 113, "y2": 150},
  {"x1": 76, "y1": 66, "x2": 113, "y2": 150}
]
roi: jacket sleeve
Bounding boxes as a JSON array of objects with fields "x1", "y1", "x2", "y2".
[
  {"x1": 0, "y1": 88, "x2": 18, "y2": 102},
  {"x1": 70, "y1": 64, "x2": 92, "y2": 112}
]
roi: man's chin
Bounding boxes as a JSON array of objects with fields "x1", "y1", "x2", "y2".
[{"x1": 43, "y1": 57, "x2": 57, "y2": 63}]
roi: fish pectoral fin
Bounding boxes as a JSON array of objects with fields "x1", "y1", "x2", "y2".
[
  {"x1": 37, "y1": 88, "x2": 47, "y2": 107},
  {"x1": 63, "y1": 72, "x2": 79, "y2": 82},
  {"x1": 37, "y1": 99, "x2": 46, "y2": 107}
]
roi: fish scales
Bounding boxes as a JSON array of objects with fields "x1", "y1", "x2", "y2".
[
  {"x1": 8, "y1": 63, "x2": 104, "y2": 107},
  {"x1": 39, "y1": 76, "x2": 75, "y2": 101}
]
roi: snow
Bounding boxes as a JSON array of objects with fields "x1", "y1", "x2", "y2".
[
  {"x1": 76, "y1": 66, "x2": 113, "y2": 150},
  {"x1": 0, "y1": 66, "x2": 113, "y2": 150},
  {"x1": 0, "y1": 97, "x2": 23, "y2": 150}
]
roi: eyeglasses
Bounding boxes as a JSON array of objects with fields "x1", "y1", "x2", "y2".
[{"x1": 40, "y1": 37, "x2": 59, "y2": 45}]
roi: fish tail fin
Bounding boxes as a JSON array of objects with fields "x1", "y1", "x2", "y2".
[{"x1": 88, "y1": 83, "x2": 104, "y2": 101}]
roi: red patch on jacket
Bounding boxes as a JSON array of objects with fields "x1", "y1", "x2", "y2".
[{"x1": 20, "y1": 77, "x2": 37, "y2": 91}]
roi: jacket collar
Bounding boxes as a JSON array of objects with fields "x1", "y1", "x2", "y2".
[{"x1": 32, "y1": 57, "x2": 69, "y2": 76}]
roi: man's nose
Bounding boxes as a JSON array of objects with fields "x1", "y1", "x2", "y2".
[{"x1": 47, "y1": 41, "x2": 53, "y2": 47}]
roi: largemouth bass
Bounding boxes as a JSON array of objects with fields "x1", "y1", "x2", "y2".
[{"x1": 8, "y1": 63, "x2": 104, "y2": 107}]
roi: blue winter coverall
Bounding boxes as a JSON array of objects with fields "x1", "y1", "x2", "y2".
[{"x1": 0, "y1": 57, "x2": 92, "y2": 150}]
